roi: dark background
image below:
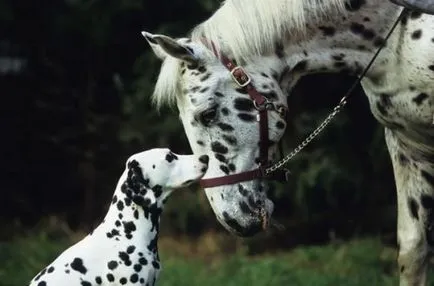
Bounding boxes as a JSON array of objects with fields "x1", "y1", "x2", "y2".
[{"x1": 1, "y1": 0, "x2": 397, "y2": 249}]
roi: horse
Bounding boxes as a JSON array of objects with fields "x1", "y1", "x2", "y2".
[{"x1": 142, "y1": 0, "x2": 434, "y2": 285}]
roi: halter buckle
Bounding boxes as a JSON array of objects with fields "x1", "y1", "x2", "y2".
[
  {"x1": 253, "y1": 98, "x2": 274, "y2": 111},
  {"x1": 230, "y1": 66, "x2": 251, "y2": 87}
]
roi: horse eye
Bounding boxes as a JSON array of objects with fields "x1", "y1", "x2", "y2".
[{"x1": 199, "y1": 107, "x2": 218, "y2": 126}]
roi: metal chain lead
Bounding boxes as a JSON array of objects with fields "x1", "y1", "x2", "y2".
[
  {"x1": 265, "y1": 97, "x2": 347, "y2": 175},
  {"x1": 264, "y1": 8, "x2": 407, "y2": 176}
]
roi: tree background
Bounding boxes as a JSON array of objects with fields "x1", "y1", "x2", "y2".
[{"x1": 1, "y1": 0, "x2": 398, "y2": 250}]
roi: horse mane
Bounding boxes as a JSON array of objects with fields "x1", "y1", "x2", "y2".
[
  {"x1": 191, "y1": 0, "x2": 348, "y2": 61},
  {"x1": 153, "y1": 0, "x2": 348, "y2": 108}
]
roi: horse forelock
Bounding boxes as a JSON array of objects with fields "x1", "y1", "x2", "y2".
[
  {"x1": 152, "y1": 56, "x2": 181, "y2": 109},
  {"x1": 191, "y1": 0, "x2": 347, "y2": 63}
]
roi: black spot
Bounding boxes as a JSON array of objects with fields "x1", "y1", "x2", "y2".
[
  {"x1": 228, "y1": 163, "x2": 236, "y2": 172},
  {"x1": 260, "y1": 72, "x2": 270, "y2": 78},
  {"x1": 276, "y1": 121, "x2": 285, "y2": 130},
  {"x1": 81, "y1": 281, "x2": 92, "y2": 286},
  {"x1": 165, "y1": 152, "x2": 178, "y2": 163},
  {"x1": 362, "y1": 29, "x2": 375, "y2": 40},
  {"x1": 187, "y1": 62, "x2": 199, "y2": 70},
  {"x1": 421, "y1": 170, "x2": 434, "y2": 187},
  {"x1": 262, "y1": 91, "x2": 278, "y2": 100},
  {"x1": 134, "y1": 264, "x2": 142, "y2": 272},
  {"x1": 199, "y1": 87, "x2": 210, "y2": 93},
  {"x1": 412, "y1": 93, "x2": 428, "y2": 105},
  {"x1": 119, "y1": 251, "x2": 131, "y2": 266},
  {"x1": 95, "y1": 276, "x2": 102, "y2": 284},
  {"x1": 198, "y1": 66, "x2": 207, "y2": 73},
  {"x1": 220, "y1": 165, "x2": 230, "y2": 174},
  {"x1": 107, "y1": 274, "x2": 115, "y2": 282},
  {"x1": 398, "y1": 153, "x2": 409, "y2": 166},
  {"x1": 221, "y1": 107, "x2": 230, "y2": 116},
  {"x1": 235, "y1": 87, "x2": 248, "y2": 94},
  {"x1": 332, "y1": 54, "x2": 345, "y2": 61},
  {"x1": 237, "y1": 113, "x2": 256, "y2": 122},
  {"x1": 71, "y1": 258, "x2": 87, "y2": 274},
  {"x1": 111, "y1": 195, "x2": 118, "y2": 204},
  {"x1": 217, "y1": 122, "x2": 234, "y2": 132},
  {"x1": 215, "y1": 91, "x2": 224, "y2": 97},
  {"x1": 292, "y1": 60, "x2": 308, "y2": 72},
  {"x1": 238, "y1": 185, "x2": 248, "y2": 196},
  {"x1": 350, "y1": 22, "x2": 365, "y2": 35},
  {"x1": 107, "y1": 260, "x2": 118, "y2": 270},
  {"x1": 197, "y1": 140, "x2": 205, "y2": 146},
  {"x1": 120, "y1": 277, "x2": 127, "y2": 285},
  {"x1": 127, "y1": 245, "x2": 136, "y2": 254},
  {"x1": 345, "y1": 0, "x2": 365, "y2": 11},
  {"x1": 222, "y1": 211, "x2": 261, "y2": 237},
  {"x1": 199, "y1": 155, "x2": 209, "y2": 164},
  {"x1": 215, "y1": 153, "x2": 227, "y2": 163},
  {"x1": 47, "y1": 266, "x2": 54, "y2": 273},
  {"x1": 428, "y1": 65, "x2": 434, "y2": 72},
  {"x1": 123, "y1": 221, "x2": 136, "y2": 236},
  {"x1": 275, "y1": 42, "x2": 285, "y2": 58},
  {"x1": 37, "y1": 282, "x2": 47, "y2": 286},
  {"x1": 408, "y1": 198, "x2": 419, "y2": 220},
  {"x1": 234, "y1": 97, "x2": 254, "y2": 112},
  {"x1": 318, "y1": 26, "x2": 336, "y2": 36},
  {"x1": 334, "y1": 61, "x2": 346, "y2": 69},
  {"x1": 411, "y1": 30, "x2": 422, "y2": 40},
  {"x1": 373, "y1": 37, "x2": 386, "y2": 47},
  {"x1": 133, "y1": 210, "x2": 139, "y2": 219},
  {"x1": 200, "y1": 73, "x2": 211, "y2": 82},
  {"x1": 410, "y1": 11, "x2": 422, "y2": 19},
  {"x1": 152, "y1": 185, "x2": 163, "y2": 198},
  {"x1": 239, "y1": 201, "x2": 252, "y2": 214},
  {"x1": 139, "y1": 257, "x2": 148, "y2": 265},
  {"x1": 152, "y1": 261, "x2": 161, "y2": 269},
  {"x1": 211, "y1": 141, "x2": 228, "y2": 154},
  {"x1": 401, "y1": 266, "x2": 405, "y2": 273},
  {"x1": 130, "y1": 273, "x2": 139, "y2": 283},
  {"x1": 222, "y1": 135, "x2": 237, "y2": 146},
  {"x1": 117, "y1": 200, "x2": 124, "y2": 211}
]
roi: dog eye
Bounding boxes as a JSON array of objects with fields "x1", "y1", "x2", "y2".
[{"x1": 199, "y1": 107, "x2": 218, "y2": 126}]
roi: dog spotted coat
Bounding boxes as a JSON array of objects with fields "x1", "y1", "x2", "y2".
[{"x1": 28, "y1": 149, "x2": 209, "y2": 286}]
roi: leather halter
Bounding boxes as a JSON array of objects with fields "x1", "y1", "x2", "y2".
[{"x1": 199, "y1": 41, "x2": 290, "y2": 188}]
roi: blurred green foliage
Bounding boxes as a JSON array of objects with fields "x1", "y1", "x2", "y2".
[
  {"x1": 3, "y1": 228, "x2": 434, "y2": 286},
  {"x1": 2, "y1": 0, "x2": 397, "y2": 243}
]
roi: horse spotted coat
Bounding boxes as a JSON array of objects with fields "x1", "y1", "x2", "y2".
[{"x1": 143, "y1": 0, "x2": 433, "y2": 285}]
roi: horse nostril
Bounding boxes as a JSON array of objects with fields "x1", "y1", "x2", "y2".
[{"x1": 199, "y1": 155, "x2": 209, "y2": 164}]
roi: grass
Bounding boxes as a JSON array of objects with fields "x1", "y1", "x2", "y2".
[{"x1": 1, "y1": 229, "x2": 434, "y2": 286}]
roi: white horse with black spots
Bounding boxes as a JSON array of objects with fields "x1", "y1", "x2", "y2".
[
  {"x1": 142, "y1": 0, "x2": 434, "y2": 285},
  {"x1": 28, "y1": 149, "x2": 209, "y2": 286}
]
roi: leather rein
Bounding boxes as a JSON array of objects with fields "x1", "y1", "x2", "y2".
[{"x1": 199, "y1": 9, "x2": 407, "y2": 188}]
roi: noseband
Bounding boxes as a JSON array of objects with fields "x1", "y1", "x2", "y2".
[{"x1": 199, "y1": 40, "x2": 290, "y2": 188}]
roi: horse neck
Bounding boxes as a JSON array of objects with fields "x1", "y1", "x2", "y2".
[{"x1": 279, "y1": 2, "x2": 402, "y2": 90}]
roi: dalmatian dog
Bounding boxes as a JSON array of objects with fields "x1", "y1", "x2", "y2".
[{"x1": 28, "y1": 148, "x2": 209, "y2": 286}]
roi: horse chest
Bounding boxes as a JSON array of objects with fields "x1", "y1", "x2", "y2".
[{"x1": 367, "y1": 89, "x2": 434, "y2": 144}]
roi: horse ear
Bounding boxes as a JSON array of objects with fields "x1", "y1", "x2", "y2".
[{"x1": 141, "y1": 31, "x2": 197, "y2": 64}]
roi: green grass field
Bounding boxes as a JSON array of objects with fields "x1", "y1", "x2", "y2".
[{"x1": 1, "y1": 231, "x2": 433, "y2": 286}]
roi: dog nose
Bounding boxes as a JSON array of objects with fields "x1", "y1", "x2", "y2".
[{"x1": 199, "y1": 155, "x2": 209, "y2": 164}]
